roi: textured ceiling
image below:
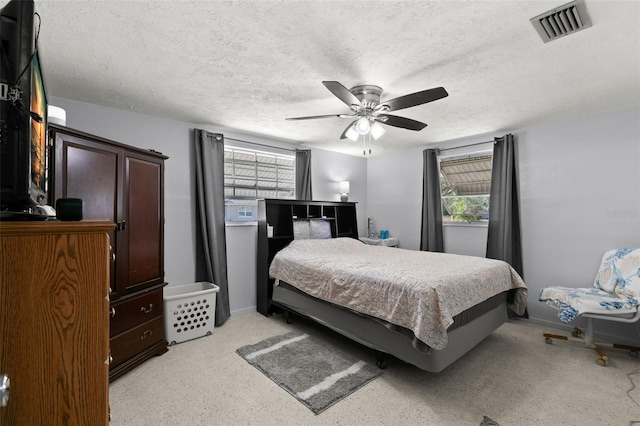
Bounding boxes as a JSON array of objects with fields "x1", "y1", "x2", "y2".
[{"x1": 15, "y1": 0, "x2": 640, "y2": 156}]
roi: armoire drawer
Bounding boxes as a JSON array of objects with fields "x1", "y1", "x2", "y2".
[
  {"x1": 110, "y1": 287, "x2": 163, "y2": 336},
  {"x1": 109, "y1": 316, "x2": 165, "y2": 368}
]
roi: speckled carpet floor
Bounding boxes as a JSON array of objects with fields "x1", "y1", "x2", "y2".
[{"x1": 109, "y1": 312, "x2": 640, "y2": 425}]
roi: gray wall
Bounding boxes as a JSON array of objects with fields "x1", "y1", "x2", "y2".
[
  {"x1": 225, "y1": 224, "x2": 258, "y2": 316},
  {"x1": 310, "y1": 148, "x2": 368, "y2": 237},
  {"x1": 50, "y1": 97, "x2": 367, "y2": 315},
  {"x1": 367, "y1": 147, "x2": 423, "y2": 248},
  {"x1": 367, "y1": 107, "x2": 640, "y2": 345},
  {"x1": 443, "y1": 224, "x2": 488, "y2": 257}
]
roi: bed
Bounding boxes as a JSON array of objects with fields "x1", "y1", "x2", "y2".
[{"x1": 268, "y1": 234, "x2": 528, "y2": 372}]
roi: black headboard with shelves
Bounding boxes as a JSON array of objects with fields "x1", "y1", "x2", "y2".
[{"x1": 256, "y1": 199, "x2": 358, "y2": 316}]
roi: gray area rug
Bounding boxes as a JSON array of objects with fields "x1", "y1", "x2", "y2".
[{"x1": 236, "y1": 331, "x2": 382, "y2": 414}]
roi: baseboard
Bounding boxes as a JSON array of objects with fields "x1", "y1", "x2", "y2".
[{"x1": 230, "y1": 306, "x2": 257, "y2": 316}]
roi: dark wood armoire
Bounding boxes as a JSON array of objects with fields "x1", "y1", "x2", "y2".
[{"x1": 49, "y1": 124, "x2": 168, "y2": 381}]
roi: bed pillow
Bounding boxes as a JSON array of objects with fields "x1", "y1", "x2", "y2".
[
  {"x1": 293, "y1": 220, "x2": 311, "y2": 239},
  {"x1": 309, "y1": 220, "x2": 332, "y2": 239}
]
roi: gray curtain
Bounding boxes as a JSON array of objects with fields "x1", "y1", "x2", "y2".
[
  {"x1": 486, "y1": 133, "x2": 527, "y2": 318},
  {"x1": 295, "y1": 149, "x2": 312, "y2": 200},
  {"x1": 420, "y1": 149, "x2": 444, "y2": 252},
  {"x1": 194, "y1": 129, "x2": 230, "y2": 326}
]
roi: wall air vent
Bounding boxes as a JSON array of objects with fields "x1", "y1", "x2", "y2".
[{"x1": 530, "y1": 0, "x2": 592, "y2": 43}]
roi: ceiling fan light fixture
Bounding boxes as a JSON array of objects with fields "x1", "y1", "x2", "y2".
[
  {"x1": 370, "y1": 121, "x2": 385, "y2": 139},
  {"x1": 355, "y1": 117, "x2": 371, "y2": 135},
  {"x1": 345, "y1": 124, "x2": 359, "y2": 141},
  {"x1": 287, "y1": 81, "x2": 447, "y2": 148}
]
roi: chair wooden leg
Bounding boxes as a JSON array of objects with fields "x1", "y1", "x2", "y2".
[
  {"x1": 612, "y1": 343, "x2": 640, "y2": 351},
  {"x1": 543, "y1": 333, "x2": 568, "y2": 341},
  {"x1": 593, "y1": 346, "x2": 608, "y2": 366},
  {"x1": 613, "y1": 343, "x2": 640, "y2": 358},
  {"x1": 543, "y1": 327, "x2": 638, "y2": 364}
]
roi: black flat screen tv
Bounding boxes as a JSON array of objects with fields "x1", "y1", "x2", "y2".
[{"x1": 0, "y1": 0, "x2": 50, "y2": 220}]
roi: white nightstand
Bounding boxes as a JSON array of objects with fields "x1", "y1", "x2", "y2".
[{"x1": 359, "y1": 237, "x2": 399, "y2": 247}]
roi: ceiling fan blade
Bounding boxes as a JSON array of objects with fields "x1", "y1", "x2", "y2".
[
  {"x1": 381, "y1": 87, "x2": 448, "y2": 112},
  {"x1": 322, "y1": 81, "x2": 362, "y2": 108},
  {"x1": 286, "y1": 114, "x2": 353, "y2": 121},
  {"x1": 339, "y1": 120, "x2": 358, "y2": 139},
  {"x1": 377, "y1": 114, "x2": 428, "y2": 131}
]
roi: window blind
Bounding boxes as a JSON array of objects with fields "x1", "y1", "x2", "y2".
[{"x1": 224, "y1": 146, "x2": 295, "y2": 199}]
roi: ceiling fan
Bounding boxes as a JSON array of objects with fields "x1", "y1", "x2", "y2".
[{"x1": 286, "y1": 81, "x2": 449, "y2": 144}]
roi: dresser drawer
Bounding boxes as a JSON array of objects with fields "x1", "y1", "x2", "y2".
[
  {"x1": 110, "y1": 287, "x2": 163, "y2": 336},
  {"x1": 110, "y1": 316, "x2": 165, "y2": 369}
]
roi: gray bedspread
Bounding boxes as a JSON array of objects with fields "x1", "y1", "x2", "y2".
[{"x1": 269, "y1": 238, "x2": 528, "y2": 350}]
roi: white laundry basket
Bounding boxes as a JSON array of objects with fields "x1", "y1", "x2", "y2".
[{"x1": 163, "y1": 282, "x2": 219, "y2": 345}]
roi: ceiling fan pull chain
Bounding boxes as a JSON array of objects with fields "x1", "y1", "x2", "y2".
[
  {"x1": 362, "y1": 131, "x2": 366, "y2": 155},
  {"x1": 363, "y1": 130, "x2": 371, "y2": 156}
]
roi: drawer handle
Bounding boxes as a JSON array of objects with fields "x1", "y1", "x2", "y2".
[
  {"x1": 110, "y1": 308, "x2": 116, "y2": 317},
  {"x1": 140, "y1": 304, "x2": 153, "y2": 314},
  {"x1": 141, "y1": 330, "x2": 153, "y2": 340}
]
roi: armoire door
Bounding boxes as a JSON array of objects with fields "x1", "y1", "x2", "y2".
[
  {"x1": 122, "y1": 151, "x2": 165, "y2": 295},
  {"x1": 53, "y1": 132, "x2": 123, "y2": 296}
]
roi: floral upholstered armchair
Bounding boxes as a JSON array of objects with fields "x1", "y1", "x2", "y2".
[{"x1": 539, "y1": 248, "x2": 640, "y2": 365}]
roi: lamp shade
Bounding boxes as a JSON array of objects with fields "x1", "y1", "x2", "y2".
[
  {"x1": 355, "y1": 117, "x2": 370, "y2": 135},
  {"x1": 370, "y1": 121, "x2": 386, "y2": 139},
  {"x1": 345, "y1": 124, "x2": 359, "y2": 141},
  {"x1": 48, "y1": 105, "x2": 66, "y2": 126},
  {"x1": 339, "y1": 181, "x2": 350, "y2": 194}
]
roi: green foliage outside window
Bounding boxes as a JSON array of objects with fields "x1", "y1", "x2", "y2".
[{"x1": 441, "y1": 195, "x2": 490, "y2": 222}]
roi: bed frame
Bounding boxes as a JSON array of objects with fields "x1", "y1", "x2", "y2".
[{"x1": 257, "y1": 199, "x2": 510, "y2": 372}]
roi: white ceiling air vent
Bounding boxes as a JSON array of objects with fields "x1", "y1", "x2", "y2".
[{"x1": 530, "y1": 0, "x2": 592, "y2": 43}]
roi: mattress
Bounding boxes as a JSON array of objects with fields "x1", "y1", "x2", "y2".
[
  {"x1": 276, "y1": 280, "x2": 507, "y2": 353},
  {"x1": 269, "y1": 238, "x2": 527, "y2": 350}
]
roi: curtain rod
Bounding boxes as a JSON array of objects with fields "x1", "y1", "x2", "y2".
[
  {"x1": 224, "y1": 137, "x2": 297, "y2": 154},
  {"x1": 437, "y1": 140, "x2": 494, "y2": 153}
]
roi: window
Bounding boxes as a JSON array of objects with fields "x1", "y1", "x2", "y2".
[
  {"x1": 440, "y1": 154, "x2": 492, "y2": 223},
  {"x1": 238, "y1": 206, "x2": 252, "y2": 218},
  {"x1": 224, "y1": 146, "x2": 295, "y2": 223},
  {"x1": 225, "y1": 199, "x2": 258, "y2": 223}
]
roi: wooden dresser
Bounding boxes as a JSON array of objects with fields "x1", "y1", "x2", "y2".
[
  {"x1": 0, "y1": 220, "x2": 114, "y2": 425},
  {"x1": 50, "y1": 125, "x2": 168, "y2": 381}
]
